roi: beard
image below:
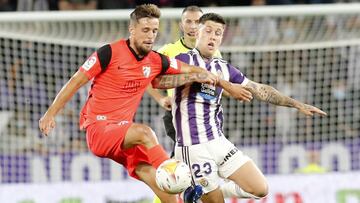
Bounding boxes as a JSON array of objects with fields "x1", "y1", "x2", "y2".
[{"x1": 135, "y1": 40, "x2": 152, "y2": 56}]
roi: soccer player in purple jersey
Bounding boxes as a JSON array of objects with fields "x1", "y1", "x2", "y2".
[{"x1": 166, "y1": 13, "x2": 327, "y2": 203}]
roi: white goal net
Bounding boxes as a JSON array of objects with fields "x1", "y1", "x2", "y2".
[{"x1": 0, "y1": 4, "x2": 359, "y2": 184}]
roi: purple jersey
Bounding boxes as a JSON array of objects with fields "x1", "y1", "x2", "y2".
[{"x1": 173, "y1": 49, "x2": 248, "y2": 146}]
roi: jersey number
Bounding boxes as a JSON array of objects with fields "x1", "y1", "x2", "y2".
[{"x1": 192, "y1": 162, "x2": 212, "y2": 178}]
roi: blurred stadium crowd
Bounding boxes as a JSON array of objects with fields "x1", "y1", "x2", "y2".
[{"x1": 0, "y1": 0, "x2": 359, "y2": 12}]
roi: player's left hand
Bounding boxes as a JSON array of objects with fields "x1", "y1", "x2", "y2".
[
  {"x1": 159, "y1": 96, "x2": 172, "y2": 111},
  {"x1": 297, "y1": 104, "x2": 327, "y2": 116}
]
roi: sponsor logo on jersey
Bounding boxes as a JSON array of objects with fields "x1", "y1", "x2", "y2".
[
  {"x1": 82, "y1": 56, "x2": 97, "y2": 71},
  {"x1": 96, "y1": 115, "x2": 107, "y2": 120},
  {"x1": 123, "y1": 81, "x2": 141, "y2": 93},
  {"x1": 193, "y1": 83, "x2": 217, "y2": 100},
  {"x1": 219, "y1": 147, "x2": 239, "y2": 166},
  {"x1": 143, "y1": 66, "x2": 151, "y2": 78},
  {"x1": 118, "y1": 120, "x2": 129, "y2": 125}
]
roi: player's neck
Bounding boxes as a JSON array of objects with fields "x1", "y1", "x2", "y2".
[
  {"x1": 127, "y1": 39, "x2": 146, "y2": 60},
  {"x1": 196, "y1": 47, "x2": 213, "y2": 62},
  {"x1": 130, "y1": 46, "x2": 144, "y2": 58},
  {"x1": 181, "y1": 37, "x2": 196, "y2": 49}
]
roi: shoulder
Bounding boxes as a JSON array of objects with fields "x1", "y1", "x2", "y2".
[
  {"x1": 103, "y1": 39, "x2": 127, "y2": 58},
  {"x1": 149, "y1": 50, "x2": 164, "y2": 62},
  {"x1": 96, "y1": 44, "x2": 113, "y2": 71},
  {"x1": 175, "y1": 52, "x2": 192, "y2": 63}
]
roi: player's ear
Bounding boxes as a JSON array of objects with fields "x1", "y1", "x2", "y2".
[{"x1": 129, "y1": 24, "x2": 135, "y2": 35}]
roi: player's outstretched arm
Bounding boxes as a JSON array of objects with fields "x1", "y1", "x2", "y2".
[
  {"x1": 146, "y1": 85, "x2": 172, "y2": 111},
  {"x1": 152, "y1": 72, "x2": 217, "y2": 89},
  {"x1": 39, "y1": 70, "x2": 89, "y2": 136},
  {"x1": 243, "y1": 80, "x2": 327, "y2": 117}
]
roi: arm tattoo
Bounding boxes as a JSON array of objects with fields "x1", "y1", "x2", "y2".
[
  {"x1": 245, "y1": 81, "x2": 300, "y2": 108},
  {"x1": 153, "y1": 73, "x2": 207, "y2": 89}
]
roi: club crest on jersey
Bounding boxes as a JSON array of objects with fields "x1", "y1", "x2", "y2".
[
  {"x1": 199, "y1": 178, "x2": 209, "y2": 187},
  {"x1": 82, "y1": 56, "x2": 97, "y2": 71},
  {"x1": 143, "y1": 66, "x2": 151, "y2": 78}
]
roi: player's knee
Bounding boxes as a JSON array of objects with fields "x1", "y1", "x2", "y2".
[
  {"x1": 132, "y1": 124, "x2": 158, "y2": 147},
  {"x1": 252, "y1": 182, "x2": 268, "y2": 198}
]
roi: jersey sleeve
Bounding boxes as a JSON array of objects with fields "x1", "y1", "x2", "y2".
[
  {"x1": 228, "y1": 64, "x2": 249, "y2": 85},
  {"x1": 165, "y1": 57, "x2": 182, "y2": 74},
  {"x1": 78, "y1": 44, "x2": 112, "y2": 80},
  {"x1": 158, "y1": 53, "x2": 182, "y2": 75},
  {"x1": 78, "y1": 52, "x2": 102, "y2": 80}
]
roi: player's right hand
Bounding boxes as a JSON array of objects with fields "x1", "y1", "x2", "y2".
[
  {"x1": 39, "y1": 115, "x2": 56, "y2": 136},
  {"x1": 227, "y1": 83, "x2": 253, "y2": 102},
  {"x1": 297, "y1": 104, "x2": 327, "y2": 117}
]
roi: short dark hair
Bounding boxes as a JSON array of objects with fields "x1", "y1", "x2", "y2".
[
  {"x1": 182, "y1": 5, "x2": 203, "y2": 14},
  {"x1": 199, "y1": 13, "x2": 226, "y2": 25},
  {"x1": 130, "y1": 4, "x2": 161, "y2": 23}
]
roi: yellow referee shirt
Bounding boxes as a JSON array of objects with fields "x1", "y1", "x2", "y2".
[{"x1": 157, "y1": 37, "x2": 222, "y2": 96}]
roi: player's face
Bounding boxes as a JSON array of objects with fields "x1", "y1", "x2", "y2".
[
  {"x1": 180, "y1": 11, "x2": 202, "y2": 40},
  {"x1": 196, "y1": 20, "x2": 224, "y2": 58},
  {"x1": 129, "y1": 17, "x2": 159, "y2": 56}
]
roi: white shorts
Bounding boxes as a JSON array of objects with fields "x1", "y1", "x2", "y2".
[{"x1": 174, "y1": 136, "x2": 251, "y2": 194}]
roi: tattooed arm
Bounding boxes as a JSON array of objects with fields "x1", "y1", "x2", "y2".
[
  {"x1": 152, "y1": 72, "x2": 214, "y2": 89},
  {"x1": 243, "y1": 80, "x2": 327, "y2": 116}
]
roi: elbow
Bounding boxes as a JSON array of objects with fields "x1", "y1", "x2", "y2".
[
  {"x1": 151, "y1": 84, "x2": 166, "y2": 90},
  {"x1": 73, "y1": 77, "x2": 87, "y2": 89},
  {"x1": 71, "y1": 71, "x2": 89, "y2": 88},
  {"x1": 151, "y1": 81, "x2": 161, "y2": 89}
]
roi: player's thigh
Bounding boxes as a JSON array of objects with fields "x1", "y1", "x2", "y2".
[
  {"x1": 174, "y1": 144, "x2": 221, "y2": 194},
  {"x1": 201, "y1": 187, "x2": 225, "y2": 203},
  {"x1": 123, "y1": 123, "x2": 159, "y2": 149},
  {"x1": 227, "y1": 160, "x2": 268, "y2": 197},
  {"x1": 86, "y1": 121, "x2": 131, "y2": 158},
  {"x1": 216, "y1": 137, "x2": 268, "y2": 196},
  {"x1": 214, "y1": 136, "x2": 251, "y2": 180}
]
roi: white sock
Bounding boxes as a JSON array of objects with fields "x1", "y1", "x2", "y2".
[{"x1": 220, "y1": 181, "x2": 260, "y2": 199}]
